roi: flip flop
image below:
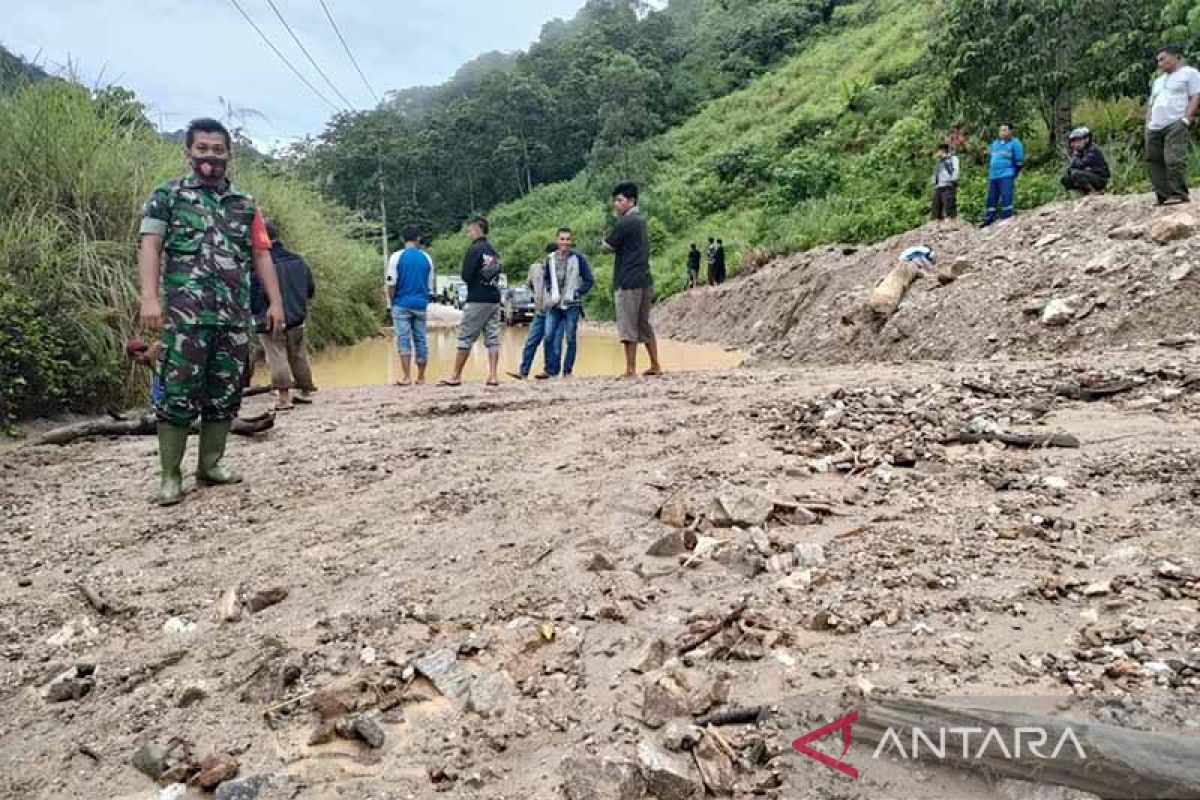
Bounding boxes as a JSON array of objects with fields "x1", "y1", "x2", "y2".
[
  {"x1": 274, "y1": 402, "x2": 294, "y2": 412},
  {"x1": 505, "y1": 371, "x2": 526, "y2": 381},
  {"x1": 395, "y1": 380, "x2": 412, "y2": 387},
  {"x1": 485, "y1": 380, "x2": 500, "y2": 387},
  {"x1": 643, "y1": 369, "x2": 664, "y2": 377},
  {"x1": 438, "y1": 379, "x2": 462, "y2": 387},
  {"x1": 294, "y1": 394, "x2": 314, "y2": 404}
]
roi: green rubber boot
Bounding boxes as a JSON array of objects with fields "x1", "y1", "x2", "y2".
[
  {"x1": 196, "y1": 420, "x2": 242, "y2": 486},
  {"x1": 155, "y1": 423, "x2": 190, "y2": 506}
]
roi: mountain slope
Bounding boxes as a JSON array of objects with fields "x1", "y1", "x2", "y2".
[{"x1": 429, "y1": 0, "x2": 980, "y2": 314}]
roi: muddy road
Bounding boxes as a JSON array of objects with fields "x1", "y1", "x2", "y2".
[{"x1": 2, "y1": 353, "x2": 1198, "y2": 799}]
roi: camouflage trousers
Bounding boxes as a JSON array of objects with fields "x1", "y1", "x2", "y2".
[{"x1": 155, "y1": 324, "x2": 249, "y2": 427}]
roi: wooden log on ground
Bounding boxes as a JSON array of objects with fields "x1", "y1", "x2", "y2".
[
  {"x1": 950, "y1": 430, "x2": 1080, "y2": 449},
  {"x1": 856, "y1": 696, "x2": 1200, "y2": 800},
  {"x1": 35, "y1": 411, "x2": 275, "y2": 446},
  {"x1": 1055, "y1": 381, "x2": 1138, "y2": 402}
]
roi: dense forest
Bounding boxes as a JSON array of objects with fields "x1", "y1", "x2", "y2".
[
  {"x1": 287, "y1": 0, "x2": 847, "y2": 235},
  {"x1": 280, "y1": 0, "x2": 1200, "y2": 316}
]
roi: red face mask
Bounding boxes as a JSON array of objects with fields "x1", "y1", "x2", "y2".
[{"x1": 191, "y1": 156, "x2": 228, "y2": 181}]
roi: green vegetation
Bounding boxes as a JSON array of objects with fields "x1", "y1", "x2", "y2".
[
  {"x1": 428, "y1": 0, "x2": 1196, "y2": 318},
  {"x1": 291, "y1": 0, "x2": 845, "y2": 237},
  {"x1": 0, "y1": 80, "x2": 380, "y2": 428}
]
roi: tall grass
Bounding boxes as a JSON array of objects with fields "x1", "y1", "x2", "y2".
[{"x1": 0, "y1": 81, "x2": 381, "y2": 424}]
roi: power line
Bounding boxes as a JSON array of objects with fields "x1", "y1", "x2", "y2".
[
  {"x1": 226, "y1": 0, "x2": 341, "y2": 113},
  {"x1": 318, "y1": 0, "x2": 380, "y2": 104},
  {"x1": 262, "y1": 0, "x2": 357, "y2": 111}
]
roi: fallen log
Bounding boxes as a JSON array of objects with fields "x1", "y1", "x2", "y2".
[
  {"x1": 856, "y1": 696, "x2": 1200, "y2": 800},
  {"x1": 694, "y1": 705, "x2": 767, "y2": 727},
  {"x1": 36, "y1": 411, "x2": 275, "y2": 446},
  {"x1": 1055, "y1": 381, "x2": 1138, "y2": 402},
  {"x1": 949, "y1": 430, "x2": 1080, "y2": 449}
]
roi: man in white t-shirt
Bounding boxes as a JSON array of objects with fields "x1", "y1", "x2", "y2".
[{"x1": 1146, "y1": 45, "x2": 1200, "y2": 206}]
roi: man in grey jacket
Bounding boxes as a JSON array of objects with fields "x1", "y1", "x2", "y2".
[{"x1": 542, "y1": 227, "x2": 595, "y2": 379}]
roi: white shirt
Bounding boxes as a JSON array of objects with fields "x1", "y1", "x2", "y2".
[{"x1": 1148, "y1": 66, "x2": 1200, "y2": 131}]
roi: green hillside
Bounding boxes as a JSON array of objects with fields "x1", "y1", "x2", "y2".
[
  {"x1": 427, "y1": 0, "x2": 1179, "y2": 316},
  {"x1": 0, "y1": 80, "x2": 381, "y2": 427}
]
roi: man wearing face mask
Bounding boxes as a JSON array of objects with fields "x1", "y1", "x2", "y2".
[{"x1": 138, "y1": 117, "x2": 285, "y2": 506}]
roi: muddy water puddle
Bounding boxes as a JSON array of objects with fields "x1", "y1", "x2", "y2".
[{"x1": 268, "y1": 324, "x2": 742, "y2": 387}]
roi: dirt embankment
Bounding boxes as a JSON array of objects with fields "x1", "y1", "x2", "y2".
[
  {"x1": 2, "y1": 349, "x2": 1199, "y2": 800},
  {"x1": 654, "y1": 194, "x2": 1200, "y2": 365}
]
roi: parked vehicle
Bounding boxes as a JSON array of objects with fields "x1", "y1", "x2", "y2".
[{"x1": 501, "y1": 287, "x2": 535, "y2": 325}]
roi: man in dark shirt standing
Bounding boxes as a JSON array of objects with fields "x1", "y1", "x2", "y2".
[
  {"x1": 442, "y1": 216, "x2": 502, "y2": 387},
  {"x1": 602, "y1": 182, "x2": 663, "y2": 378},
  {"x1": 711, "y1": 239, "x2": 727, "y2": 285},
  {"x1": 686, "y1": 243, "x2": 701, "y2": 288},
  {"x1": 260, "y1": 219, "x2": 317, "y2": 411}
]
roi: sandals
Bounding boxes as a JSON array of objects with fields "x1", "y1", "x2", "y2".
[
  {"x1": 274, "y1": 401, "x2": 294, "y2": 412},
  {"x1": 438, "y1": 379, "x2": 462, "y2": 387}
]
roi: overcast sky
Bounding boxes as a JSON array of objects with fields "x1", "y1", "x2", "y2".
[{"x1": 5, "y1": 0, "x2": 589, "y2": 146}]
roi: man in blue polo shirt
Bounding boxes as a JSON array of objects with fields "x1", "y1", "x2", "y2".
[
  {"x1": 386, "y1": 226, "x2": 435, "y2": 386},
  {"x1": 982, "y1": 123, "x2": 1025, "y2": 227}
]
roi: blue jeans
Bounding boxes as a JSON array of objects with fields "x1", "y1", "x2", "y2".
[
  {"x1": 982, "y1": 176, "x2": 1015, "y2": 226},
  {"x1": 545, "y1": 305, "x2": 582, "y2": 377},
  {"x1": 392, "y1": 306, "x2": 428, "y2": 364},
  {"x1": 519, "y1": 313, "x2": 547, "y2": 377}
]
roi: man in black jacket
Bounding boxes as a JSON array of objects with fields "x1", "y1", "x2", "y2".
[
  {"x1": 1061, "y1": 127, "x2": 1111, "y2": 195},
  {"x1": 710, "y1": 239, "x2": 727, "y2": 285},
  {"x1": 686, "y1": 243, "x2": 701, "y2": 288},
  {"x1": 260, "y1": 219, "x2": 317, "y2": 410},
  {"x1": 442, "y1": 216, "x2": 503, "y2": 387}
]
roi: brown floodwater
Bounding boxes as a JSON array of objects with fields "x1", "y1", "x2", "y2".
[{"x1": 264, "y1": 324, "x2": 743, "y2": 387}]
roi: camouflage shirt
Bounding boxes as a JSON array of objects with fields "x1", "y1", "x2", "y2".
[{"x1": 139, "y1": 175, "x2": 270, "y2": 328}]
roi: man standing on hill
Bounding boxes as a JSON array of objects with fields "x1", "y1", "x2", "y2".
[
  {"x1": 687, "y1": 243, "x2": 701, "y2": 288},
  {"x1": 981, "y1": 123, "x2": 1025, "y2": 227},
  {"x1": 138, "y1": 117, "x2": 284, "y2": 506},
  {"x1": 603, "y1": 182, "x2": 663, "y2": 378},
  {"x1": 543, "y1": 227, "x2": 595, "y2": 379},
  {"x1": 441, "y1": 216, "x2": 502, "y2": 387},
  {"x1": 261, "y1": 218, "x2": 318, "y2": 410},
  {"x1": 710, "y1": 240, "x2": 727, "y2": 285},
  {"x1": 931, "y1": 143, "x2": 960, "y2": 220},
  {"x1": 1146, "y1": 45, "x2": 1200, "y2": 206},
  {"x1": 386, "y1": 226, "x2": 436, "y2": 386},
  {"x1": 706, "y1": 237, "x2": 717, "y2": 283}
]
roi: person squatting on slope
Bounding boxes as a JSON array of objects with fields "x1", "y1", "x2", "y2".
[
  {"x1": 138, "y1": 117, "x2": 284, "y2": 506},
  {"x1": 1060, "y1": 127, "x2": 1110, "y2": 195}
]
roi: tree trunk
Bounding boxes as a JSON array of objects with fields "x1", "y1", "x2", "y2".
[
  {"x1": 856, "y1": 697, "x2": 1200, "y2": 800},
  {"x1": 34, "y1": 411, "x2": 276, "y2": 447}
]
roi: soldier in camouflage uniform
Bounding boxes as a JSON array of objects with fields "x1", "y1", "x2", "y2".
[{"x1": 138, "y1": 117, "x2": 284, "y2": 506}]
